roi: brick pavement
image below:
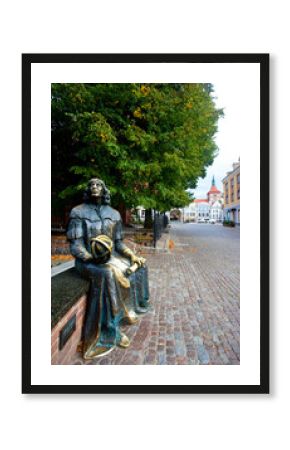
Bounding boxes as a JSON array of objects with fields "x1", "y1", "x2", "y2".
[{"x1": 74, "y1": 222, "x2": 240, "y2": 365}]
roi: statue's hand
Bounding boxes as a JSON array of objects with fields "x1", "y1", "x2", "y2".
[
  {"x1": 84, "y1": 253, "x2": 94, "y2": 262},
  {"x1": 130, "y1": 254, "x2": 146, "y2": 267}
]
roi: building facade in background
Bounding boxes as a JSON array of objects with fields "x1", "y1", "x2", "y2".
[
  {"x1": 183, "y1": 176, "x2": 223, "y2": 222},
  {"x1": 207, "y1": 176, "x2": 223, "y2": 222},
  {"x1": 222, "y1": 160, "x2": 240, "y2": 224}
]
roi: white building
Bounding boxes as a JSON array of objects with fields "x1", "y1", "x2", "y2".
[
  {"x1": 183, "y1": 176, "x2": 223, "y2": 222},
  {"x1": 209, "y1": 200, "x2": 223, "y2": 221}
]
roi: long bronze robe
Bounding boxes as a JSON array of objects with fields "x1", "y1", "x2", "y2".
[{"x1": 67, "y1": 201, "x2": 149, "y2": 359}]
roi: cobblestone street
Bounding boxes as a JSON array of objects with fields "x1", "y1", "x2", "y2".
[{"x1": 81, "y1": 222, "x2": 240, "y2": 365}]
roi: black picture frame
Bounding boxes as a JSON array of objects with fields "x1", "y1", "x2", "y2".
[{"x1": 22, "y1": 53, "x2": 269, "y2": 394}]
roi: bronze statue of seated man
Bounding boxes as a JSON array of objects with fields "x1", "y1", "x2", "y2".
[{"x1": 67, "y1": 178, "x2": 150, "y2": 360}]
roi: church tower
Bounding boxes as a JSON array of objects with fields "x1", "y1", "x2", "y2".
[{"x1": 207, "y1": 176, "x2": 222, "y2": 205}]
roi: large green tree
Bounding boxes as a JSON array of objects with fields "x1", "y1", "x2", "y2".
[{"x1": 52, "y1": 83, "x2": 223, "y2": 212}]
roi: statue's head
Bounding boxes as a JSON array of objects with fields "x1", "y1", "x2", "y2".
[{"x1": 83, "y1": 178, "x2": 110, "y2": 204}]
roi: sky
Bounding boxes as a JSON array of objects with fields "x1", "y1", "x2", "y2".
[{"x1": 192, "y1": 81, "x2": 241, "y2": 199}]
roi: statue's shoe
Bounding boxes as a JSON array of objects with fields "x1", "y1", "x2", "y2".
[
  {"x1": 127, "y1": 311, "x2": 139, "y2": 324},
  {"x1": 83, "y1": 345, "x2": 115, "y2": 360},
  {"x1": 118, "y1": 333, "x2": 130, "y2": 348}
]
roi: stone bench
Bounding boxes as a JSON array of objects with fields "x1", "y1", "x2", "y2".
[{"x1": 51, "y1": 268, "x2": 90, "y2": 365}]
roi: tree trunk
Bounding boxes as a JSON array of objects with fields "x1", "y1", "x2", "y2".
[{"x1": 144, "y1": 208, "x2": 153, "y2": 229}]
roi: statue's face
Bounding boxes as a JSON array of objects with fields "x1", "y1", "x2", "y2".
[{"x1": 89, "y1": 179, "x2": 103, "y2": 198}]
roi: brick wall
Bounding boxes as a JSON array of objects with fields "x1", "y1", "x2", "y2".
[
  {"x1": 51, "y1": 294, "x2": 87, "y2": 365},
  {"x1": 51, "y1": 234, "x2": 70, "y2": 255}
]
